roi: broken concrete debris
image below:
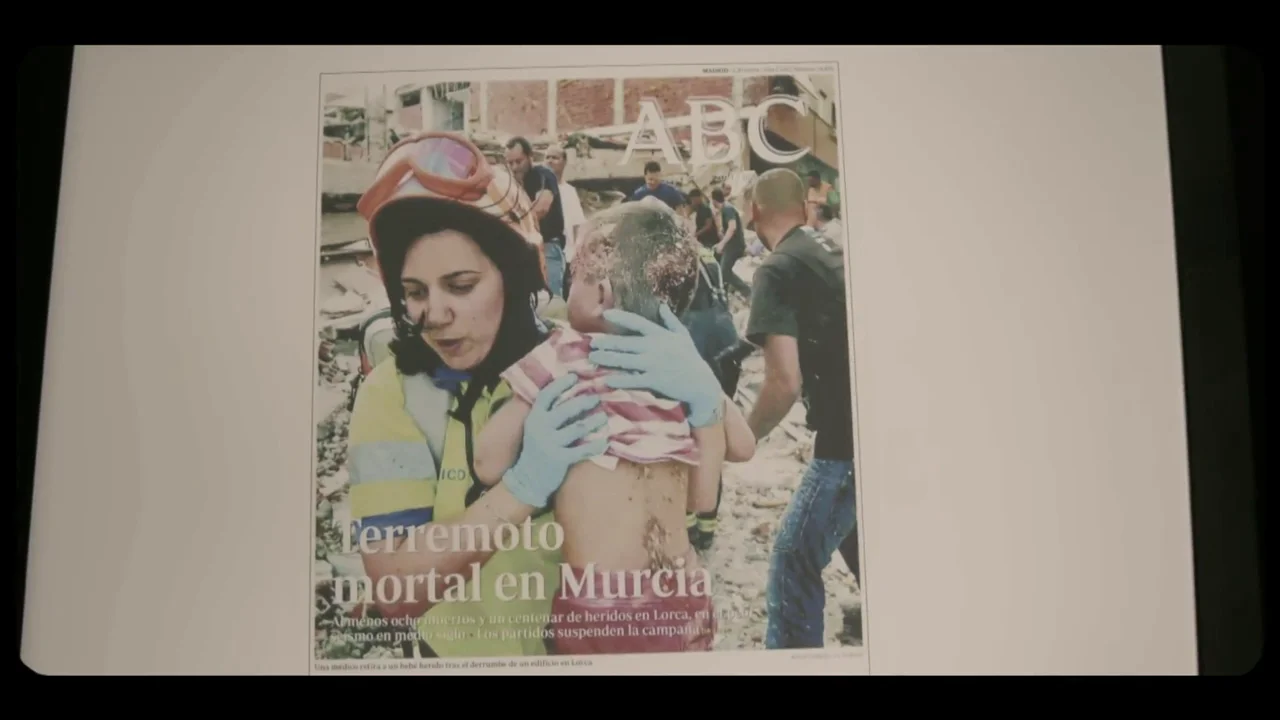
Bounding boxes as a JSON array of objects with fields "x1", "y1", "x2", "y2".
[{"x1": 320, "y1": 263, "x2": 388, "y2": 322}]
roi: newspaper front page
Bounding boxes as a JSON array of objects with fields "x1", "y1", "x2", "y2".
[{"x1": 311, "y1": 61, "x2": 866, "y2": 674}]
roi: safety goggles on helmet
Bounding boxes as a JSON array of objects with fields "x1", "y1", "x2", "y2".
[{"x1": 355, "y1": 131, "x2": 543, "y2": 251}]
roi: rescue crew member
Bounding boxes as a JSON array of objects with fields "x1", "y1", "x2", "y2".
[
  {"x1": 626, "y1": 161, "x2": 687, "y2": 210},
  {"x1": 739, "y1": 168, "x2": 859, "y2": 649},
  {"x1": 346, "y1": 131, "x2": 749, "y2": 658},
  {"x1": 505, "y1": 136, "x2": 567, "y2": 300}
]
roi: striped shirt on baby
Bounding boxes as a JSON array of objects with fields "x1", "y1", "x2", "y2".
[{"x1": 500, "y1": 327, "x2": 701, "y2": 470}]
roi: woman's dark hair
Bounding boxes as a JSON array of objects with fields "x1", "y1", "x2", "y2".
[{"x1": 371, "y1": 197, "x2": 548, "y2": 386}]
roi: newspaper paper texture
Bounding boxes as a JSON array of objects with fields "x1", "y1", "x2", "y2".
[{"x1": 312, "y1": 62, "x2": 866, "y2": 674}]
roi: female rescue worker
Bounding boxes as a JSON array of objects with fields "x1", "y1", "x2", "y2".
[{"x1": 345, "y1": 131, "x2": 746, "y2": 658}]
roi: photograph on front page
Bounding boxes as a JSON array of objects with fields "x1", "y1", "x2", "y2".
[{"x1": 311, "y1": 63, "x2": 864, "y2": 671}]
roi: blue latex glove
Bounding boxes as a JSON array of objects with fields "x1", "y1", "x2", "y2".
[
  {"x1": 503, "y1": 373, "x2": 610, "y2": 508},
  {"x1": 588, "y1": 303, "x2": 724, "y2": 428}
]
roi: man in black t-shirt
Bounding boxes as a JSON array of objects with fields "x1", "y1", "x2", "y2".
[
  {"x1": 505, "y1": 136, "x2": 566, "y2": 298},
  {"x1": 742, "y1": 168, "x2": 858, "y2": 649},
  {"x1": 688, "y1": 189, "x2": 718, "y2": 250}
]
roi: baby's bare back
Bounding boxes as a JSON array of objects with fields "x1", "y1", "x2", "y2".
[{"x1": 554, "y1": 459, "x2": 692, "y2": 572}]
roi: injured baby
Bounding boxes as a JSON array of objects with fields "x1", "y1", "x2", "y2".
[{"x1": 474, "y1": 200, "x2": 753, "y2": 655}]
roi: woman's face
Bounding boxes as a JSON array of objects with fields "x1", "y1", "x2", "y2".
[{"x1": 400, "y1": 229, "x2": 506, "y2": 371}]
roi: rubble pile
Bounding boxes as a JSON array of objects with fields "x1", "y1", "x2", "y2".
[
  {"x1": 315, "y1": 325, "x2": 362, "y2": 478},
  {"x1": 315, "y1": 405, "x2": 350, "y2": 479},
  {"x1": 313, "y1": 333, "x2": 378, "y2": 659},
  {"x1": 315, "y1": 324, "x2": 358, "y2": 430},
  {"x1": 317, "y1": 335, "x2": 350, "y2": 385},
  {"x1": 579, "y1": 189, "x2": 628, "y2": 215},
  {"x1": 314, "y1": 578, "x2": 398, "y2": 660},
  {"x1": 314, "y1": 469, "x2": 398, "y2": 661},
  {"x1": 319, "y1": 263, "x2": 388, "y2": 326}
]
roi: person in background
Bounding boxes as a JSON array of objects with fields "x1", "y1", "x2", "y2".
[
  {"x1": 673, "y1": 196, "x2": 697, "y2": 239},
  {"x1": 627, "y1": 160, "x2": 687, "y2": 210},
  {"x1": 716, "y1": 179, "x2": 733, "y2": 239},
  {"x1": 741, "y1": 168, "x2": 858, "y2": 650},
  {"x1": 505, "y1": 136, "x2": 567, "y2": 299},
  {"x1": 708, "y1": 175, "x2": 764, "y2": 396},
  {"x1": 804, "y1": 170, "x2": 833, "y2": 229},
  {"x1": 680, "y1": 191, "x2": 747, "y2": 553},
  {"x1": 711, "y1": 188, "x2": 751, "y2": 299},
  {"x1": 544, "y1": 144, "x2": 586, "y2": 298},
  {"x1": 688, "y1": 189, "x2": 719, "y2": 251}
]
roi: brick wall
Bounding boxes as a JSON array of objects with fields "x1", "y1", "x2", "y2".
[
  {"x1": 621, "y1": 77, "x2": 734, "y2": 121},
  {"x1": 622, "y1": 77, "x2": 734, "y2": 145},
  {"x1": 479, "y1": 76, "x2": 777, "y2": 139},
  {"x1": 743, "y1": 76, "x2": 771, "y2": 105},
  {"x1": 557, "y1": 79, "x2": 615, "y2": 133},
  {"x1": 470, "y1": 75, "x2": 835, "y2": 170},
  {"x1": 485, "y1": 80, "x2": 548, "y2": 138}
]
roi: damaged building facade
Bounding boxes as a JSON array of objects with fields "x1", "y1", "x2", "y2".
[
  {"x1": 321, "y1": 73, "x2": 840, "y2": 206},
  {"x1": 317, "y1": 72, "x2": 842, "y2": 342}
]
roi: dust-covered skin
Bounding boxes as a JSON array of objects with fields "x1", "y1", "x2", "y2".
[
  {"x1": 640, "y1": 465, "x2": 688, "y2": 573},
  {"x1": 571, "y1": 202, "x2": 702, "y2": 324},
  {"x1": 569, "y1": 222, "x2": 617, "y2": 290},
  {"x1": 554, "y1": 459, "x2": 693, "y2": 573},
  {"x1": 641, "y1": 237, "x2": 700, "y2": 317},
  {"x1": 645, "y1": 516, "x2": 677, "y2": 572}
]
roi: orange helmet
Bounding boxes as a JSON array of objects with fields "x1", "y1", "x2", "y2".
[{"x1": 355, "y1": 131, "x2": 548, "y2": 295}]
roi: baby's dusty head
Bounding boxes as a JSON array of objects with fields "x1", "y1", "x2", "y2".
[{"x1": 566, "y1": 201, "x2": 701, "y2": 333}]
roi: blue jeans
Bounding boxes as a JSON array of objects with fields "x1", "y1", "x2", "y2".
[
  {"x1": 765, "y1": 458, "x2": 857, "y2": 649},
  {"x1": 544, "y1": 242, "x2": 565, "y2": 299}
]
